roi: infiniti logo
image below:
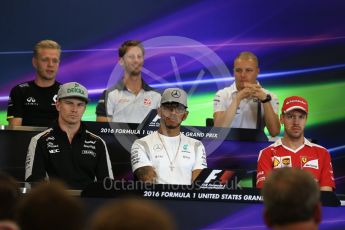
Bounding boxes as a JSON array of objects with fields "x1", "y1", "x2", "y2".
[{"x1": 27, "y1": 97, "x2": 36, "y2": 103}]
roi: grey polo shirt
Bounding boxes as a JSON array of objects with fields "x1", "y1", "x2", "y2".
[{"x1": 96, "y1": 79, "x2": 161, "y2": 123}]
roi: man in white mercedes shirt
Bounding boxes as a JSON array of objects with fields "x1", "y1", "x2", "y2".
[{"x1": 131, "y1": 88, "x2": 207, "y2": 185}]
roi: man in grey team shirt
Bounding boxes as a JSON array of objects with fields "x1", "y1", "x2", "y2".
[{"x1": 96, "y1": 40, "x2": 161, "y2": 124}]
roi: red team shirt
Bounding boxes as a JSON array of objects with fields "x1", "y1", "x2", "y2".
[{"x1": 257, "y1": 138, "x2": 335, "y2": 189}]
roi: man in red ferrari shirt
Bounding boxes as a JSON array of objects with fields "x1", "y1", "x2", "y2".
[{"x1": 256, "y1": 96, "x2": 335, "y2": 191}]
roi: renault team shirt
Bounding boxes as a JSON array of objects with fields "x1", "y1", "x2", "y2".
[
  {"x1": 131, "y1": 131, "x2": 207, "y2": 185},
  {"x1": 25, "y1": 122, "x2": 114, "y2": 189},
  {"x1": 256, "y1": 138, "x2": 335, "y2": 189},
  {"x1": 96, "y1": 79, "x2": 161, "y2": 123},
  {"x1": 7, "y1": 80, "x2": 61, "y2": 127},
  {"x1": 213, "y1": 82, "x2": 279, "y2": 129}
]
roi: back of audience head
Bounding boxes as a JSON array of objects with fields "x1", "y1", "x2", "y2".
[
  {"x1": 89, "y1": 197, "x2": 175, "y2": 230},
  {"x1": 0, "y1": 171, "x2": 20, "y2": 221},
  {"x1": 262, "y1": 168, "x2": 321, "y2": 229},
  {"x1": 16, "y1": 181, "x2": 84, "y2": 230}
]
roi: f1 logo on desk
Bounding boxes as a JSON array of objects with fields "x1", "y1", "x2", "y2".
[{"x1": 198, "y1": 169, "x2": 239, "y2": 189}]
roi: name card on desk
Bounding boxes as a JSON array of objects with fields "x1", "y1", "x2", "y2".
[
  {"x1": 81, "y1": 181, "x2": 263, "y2": 204},
  {"x1": 82, "y1": 181, "x2": 340, "y2": 206},
  {"x1": 83, "y1": 121, "x2": 268, "y2": 141}
]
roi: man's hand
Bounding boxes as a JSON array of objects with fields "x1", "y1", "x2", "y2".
[
  {"x1": 242, "y1": 83, "x2": 267, "y2": 101},
  {"x1": 134, "y1": 166, "x2": 157, "y2": 183}
]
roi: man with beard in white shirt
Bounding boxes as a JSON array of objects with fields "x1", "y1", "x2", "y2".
[
  {"x1": 96, "y1": 40, "x2": 161, "y2": 124},
  {"x1": 131, "y1": 88, "x2": 207, "y2": 185}
]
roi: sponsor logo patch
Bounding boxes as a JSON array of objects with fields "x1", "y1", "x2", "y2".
[
  {"x1": 49, "y1": 149, "x2": 60, "y2": 154},
  {"x1": 153, "y1": 144, "x2": 163, "y2": 151},
  {"x1": 47, "y1": 142, "x2": 59, "y2": 148},
  {"x1": 82, "y1": 150, "x2": 96, "y2": 157},
  {"x1": 46, "y1": 136, "x2": 55, "y2": 141},
  {"x1": 273, "y1": 157, "x2": 280, "y2": 167},
  {"x1": 83, "y1": 144, "x2": 96, "y2": 150},
  {"x1": 273, "y1": 156, "x2": 292, "y2": 168},
  {"x1": 118, "y1": 98, "x2": 130, "y2": 103},
  {"x1": 25, "y1": 97, "x2": 39, "y2": 106},
  {"x1": 302, "y1": 159, "x2": 319, "y2": 169},
  {"x1": 144, "y1": 98, "x2": 151, "y2": 106},
  {"x1": 181, "y1": 144, "x2": 190, "y2": 153},
  {"x1": 282, "y1": 157, "x2": 291, "y2": 166},
  {"x1": 84, "y1": 140, "x2": 96, "y2": 144}
]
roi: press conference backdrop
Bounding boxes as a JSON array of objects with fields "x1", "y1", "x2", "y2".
[{"x1": 1, "y1": 0, "x2": 344, "y2": 189}]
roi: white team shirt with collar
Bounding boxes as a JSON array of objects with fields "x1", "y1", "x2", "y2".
[
  {"x1": 107, "y1": 89, "x2": 161, "y2": 123},
  {"x1": 131, "y1": 131, "x2": 207, "y2": 185},
  {"x1": 213, "y1": 82, "x2": 279, "y2": 129}
]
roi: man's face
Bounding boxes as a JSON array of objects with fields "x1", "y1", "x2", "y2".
[
  {"x1": 120, "y1": 46, "x2": 144, "y2": 76},
  {"x1": 32, "y1": 48, "x2": 60, "y2": 81},
  {"x1": 233, "y1": 58, "x2": 259, "y2": 90},
  {"x1": 56, "y1": 98, "x2": 86, "y2": 125},
  {"x1": 158, "y1": 103, "x2": 188, "y2": 129},
  {"x1": 281, "y1": 110, "x2": 307, "y2": 140}
]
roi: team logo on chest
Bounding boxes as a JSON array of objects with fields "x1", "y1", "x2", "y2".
[
  {"x1": 181, "y1": 144, "x2": 190, "y2": 153},
  {"x1": 301, "y1": 156, "x2": 307, "y2": 164},
  {"x1": 118, "y1": 98, "x2": 130, "y2": 104},
  {"x1": 144, "y1": 98, "x2": 151, "y2": 106},
  {"x1": 153, "y1": 144, "x2": 164, "y2": 158},
  {"x1": 47, "y1": 142, "x2": 59, "y2": 148},
  {"x1": 46, "y1": 139, "x2": 60, "y2": 154},
  {"x1": 82, "y1": 140, "x2": 97, "y2": 157},
  {"x1": 82, "y1": 150, "x2": 96, "y2": 157},
  {"x1": 300, "y1": 156, "x2": 319, "y2": 169},
  {"x1": 153, "y1": 144, "x2": 163, "y2": 151},
  {"x1": 273, "y1": 156, "x2": 292, "y2": 168},
  {"x1": 25, "y1": 97, "x2": 38, "y2": 106}
]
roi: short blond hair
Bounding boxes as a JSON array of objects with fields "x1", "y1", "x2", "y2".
[
  {"x1": 234, "y1": 51, "x2": 259, "y2": 67},
  {"x1": 33, "y1": 40, "x2": 61, "y2": 58}
]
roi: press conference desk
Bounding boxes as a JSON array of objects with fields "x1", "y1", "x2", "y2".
[
  {"x1": 1, "y1": 122, "x2": 345, "y2": 193},
  {"x1": 0, "y1": 122, "x2": 271, "y2": 182},
  {"x1": 1, "y1": 122, "x2": 345, "y2": 230},
  {"x1": 79, "y1": 183, "x2": 344, "y2": 230}
]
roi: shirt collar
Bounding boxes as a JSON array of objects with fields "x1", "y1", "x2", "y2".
[
  {"x1": 113, "y1": 78, "x2": 155, "y2": 92},
  {"x1": 274, "y1": 137, "x2": 313, "y2": 147},
  {"x1": 53, "y1": 121, "x2": 86, "y2": 140}
]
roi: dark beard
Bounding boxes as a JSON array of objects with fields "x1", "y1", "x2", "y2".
[{"x1": 129, "y1": 70, "x2": 141, "y2": 76}]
